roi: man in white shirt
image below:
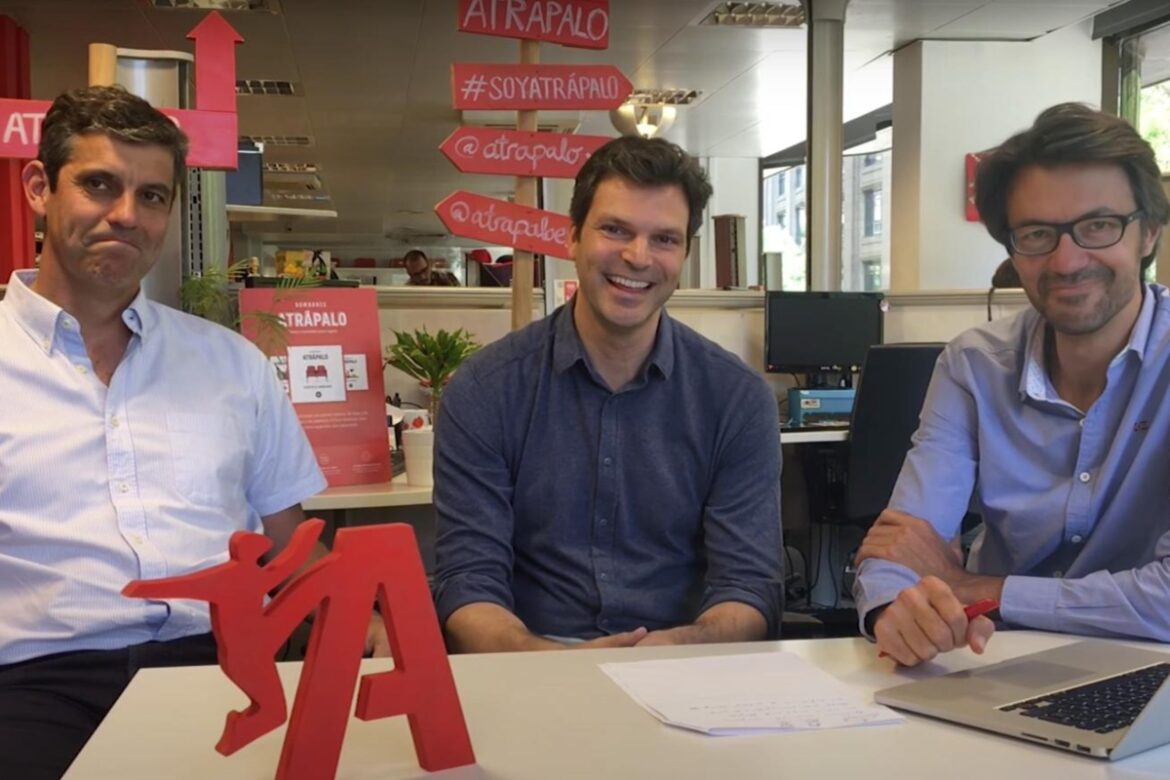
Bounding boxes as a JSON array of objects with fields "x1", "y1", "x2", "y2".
[{"x1": 0, "y1": 85, "x2": 385, "y2": 780}]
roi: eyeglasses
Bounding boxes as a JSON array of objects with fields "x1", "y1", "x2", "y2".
[{"x1": 1008, "y1": 209, "x2": 1143, "y2": 256}]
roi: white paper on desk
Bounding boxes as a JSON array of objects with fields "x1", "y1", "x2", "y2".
[{"x1": 599, "y1": 652, "x2": 903, "y2": 736}]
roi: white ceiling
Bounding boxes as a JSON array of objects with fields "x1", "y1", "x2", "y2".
[{"x1": 0, "y1": 0, "x2": 1126, "y2": 252}]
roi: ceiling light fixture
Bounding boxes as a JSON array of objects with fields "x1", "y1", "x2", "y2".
[
  {"x1": 697, "y1": 2, "x2": 804, "y2": 28},
  {"x1": 609, "y1": 103, "x2": 677, "y2": 139}
]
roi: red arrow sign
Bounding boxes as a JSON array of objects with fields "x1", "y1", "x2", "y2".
[
  {"x1": 0, "y1": 98, "x2": 237, "y2": 169},
  {"x1": 188, "y1": 11, "x2": 243, "y2": 114},
  {"x1": 452, "y1": 63, "x2": 632, "y2": 110},
  {"x1": 439, "y1": 127, "x2": 610, "y2": 178},
  {"x1": 457, "y1": 0, "x2": 609, "y2": 50},
  {"x1": 436, "y1": 190, "x2": 573, "y2": 259}
]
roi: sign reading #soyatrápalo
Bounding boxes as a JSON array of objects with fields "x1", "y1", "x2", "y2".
[
  {"x1": 435, "y1": 190, "x2": 573, "y2": 259},
  {"x1": 452, "y1": 63, "x2": 632, "y2": 110},
  {"x1": 439, "y1": 127, "x2": 610, "y2": 179},
  {"x1": 458, "y1": 0, "x2": 609, "y2": 49}
]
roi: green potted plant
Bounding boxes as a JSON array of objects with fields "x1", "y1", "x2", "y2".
[
  {"x1": 383, "y1": 327, "x2": 480, "y2": 424},
  {"x1": 179, "y1": 258, "x2": 322, "y2": 355}
]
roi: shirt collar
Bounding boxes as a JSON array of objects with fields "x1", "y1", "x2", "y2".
[
  {"x1": 552, "y1": 297, "x2": 676, "y2": 383},
  {"x1": 1019, "y1": 283, "x2": 1155, "y2": 401},
  {"x1": 3, "y1": 270, "x2": 149, "y2": 354}
]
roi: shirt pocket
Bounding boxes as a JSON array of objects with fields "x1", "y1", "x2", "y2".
[{"x1": 166, "y1": 412, "x2": 247, "y2": 507}]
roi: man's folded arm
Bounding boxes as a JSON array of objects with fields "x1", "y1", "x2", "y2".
[{"x1": 999, "y1": 536, "x2": 1170, "y2": 641}]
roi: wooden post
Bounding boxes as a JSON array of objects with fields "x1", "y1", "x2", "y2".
[
  {"x1": 88, "y1": 43, "x2": 118, "y2": 86},
  {"x1": 511, "y1": 39, "x2": 540, "y2": 331},
  {"x1": 0, "y1": 16, "x2": 34, "y2": 276}
]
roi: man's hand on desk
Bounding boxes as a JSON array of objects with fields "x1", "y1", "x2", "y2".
[
  {"x1": 872, "y1": 576, "x2": 996, "y2": 667},
  {"x1": 365, "y1": 614, "x2": 393, "y2": 657},
  {"x1": 635, "y1": 602, "x2": 768, "y2": 647}
]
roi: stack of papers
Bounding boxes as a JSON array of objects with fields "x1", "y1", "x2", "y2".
[{"x1": 600, "y1": 652, "x2": 903, "y2": 736}]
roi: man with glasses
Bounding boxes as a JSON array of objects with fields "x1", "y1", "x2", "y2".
[
  {"x1": 853, "y1": 103, "x2": 1170, "y2": 667},
  {"x1": 403, "y1": 249, "x2": 460, "y2": 286}
]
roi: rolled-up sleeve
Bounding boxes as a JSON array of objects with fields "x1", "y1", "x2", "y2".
[{"x1": 698, "y1": 377, "x2": 785, "y2": 637}]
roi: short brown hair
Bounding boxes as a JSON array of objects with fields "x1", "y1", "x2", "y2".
[
  {"x1": 570, "y1": 136, "x2": 713, "y2": 251},
  {"x1": 38, "y1": 85, "x2": 189, "y2": 191},
  {"x1": 975, "y1": 103, "x2": 1169, "y2": 270}
]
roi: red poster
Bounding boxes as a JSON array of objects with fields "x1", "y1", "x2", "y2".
[
  {"x1": 457, "y1": 0, "x2": 609, "y2": 49},
  {"x1": 239, "y1": 287, "x2": 391, "y2": 487},
  {"x1": 439, "y1": 127, "x2": 609, "y2": 178},
  {"x1": 0, "y1": 98, "x2": 238, "y2": 169},
  {"x1": 451, "y1": 63, "x2": 632, "y2": 110},
  {"x1": 435, "y1": 190, "x2": 572, "y2": 258}
]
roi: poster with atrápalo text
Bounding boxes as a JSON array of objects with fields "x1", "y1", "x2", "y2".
[{"x1": 240, "y1": 287, "x2": 391, "y2": 487}]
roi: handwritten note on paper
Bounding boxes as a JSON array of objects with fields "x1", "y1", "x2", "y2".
[{"x1": 599, "y1": 652, "x2": 903, "y2": 736}]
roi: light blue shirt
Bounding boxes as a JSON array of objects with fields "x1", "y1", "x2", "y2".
[
  {"x1": 0, "y1": 270, "x2": 326, "y2": 664},
  {"x1": 855, "y1": 284, "x2": 1170, "y2": 641}
]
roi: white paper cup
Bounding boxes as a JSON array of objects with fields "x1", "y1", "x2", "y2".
[
  {"x1": 402, "y1": 427, "x2": 434, "y2": 487},
  {"x1": 402, "y1": 409, "x2": 432, "y2": 430}
]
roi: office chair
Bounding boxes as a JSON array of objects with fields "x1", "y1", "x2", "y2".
[{"x1": 842, "y1": 342, "x2": 945, "y2": 525}]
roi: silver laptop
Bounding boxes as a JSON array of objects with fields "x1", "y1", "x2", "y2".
[{"x1": 875, "y1": 640, "x2": 1170, "y2": 760}]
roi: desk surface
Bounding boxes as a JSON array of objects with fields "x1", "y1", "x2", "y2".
[
  {"x1": 64, "y1": 631, "x2": 1170, "y2": 779},
  {"x1": 302, "y1": 474, "x2": 432, "y2": 511}
]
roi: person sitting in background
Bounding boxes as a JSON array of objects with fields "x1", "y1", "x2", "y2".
[
  {"x1": 0, "y1": 85, "x2": 387, "y2": 780},
  {"x1": 403, "y1": 249, "x2": 460, "y2": 286},
  {"x1": 854, "y1": 102, "x2": 1170, "y2": 667},
  {"x1": 432, "y1": 136, "x2": 783, "y2": 653}
]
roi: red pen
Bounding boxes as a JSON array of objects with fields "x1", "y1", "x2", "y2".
[{"x1": 877, "y1": 599, "x2": 1000, "y2": 658}]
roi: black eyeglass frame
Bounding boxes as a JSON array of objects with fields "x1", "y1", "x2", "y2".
[{"x1": 1008, "y1": 209, "x2": 1145, "y2": 256}]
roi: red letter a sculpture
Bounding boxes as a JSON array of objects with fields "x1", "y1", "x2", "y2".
[{"x1": 124, "y1": 519, "x2": 475, "y2": 779}]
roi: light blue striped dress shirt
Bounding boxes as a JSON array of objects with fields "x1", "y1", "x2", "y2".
[
  {"x1": 0, "y1": 270, "x2": 326, "y2": 664},
  {"x1": 856, "y1": 283, "x2": 1170, "y2": 641}
]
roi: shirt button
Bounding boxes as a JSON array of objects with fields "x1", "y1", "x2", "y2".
[
  {"x1": 1053, "y1": 570, "x2": 1064, "y2": 578},
  {"x1": 599, "y1": 572, "x2": 608, "y2": 580},
  {"x1": 1078, "y1": 418, "x2": 1086, "y2": 428},
  {"x1": 603, "y1": 457, "x2": 613, "y2": 466},
  {"x1": 130, "y1": 535, "x2": 144, "y2": 545},
  {"x1": 75, "y1": 365, "x2": 87, "y2": 375},
  {"x1": 118, "y1": 482, "x2": 130, "y2": 493},
  {"x1": 110, "y1": 416, "x2": 120, "y2": 428},
  {"x1": 1071, "y1": 534, "x2": 1084, "y2": 544},
  {"x1": 1078, "y1": 472, "x2": 1091, "y2": 483},
  {"x1": 42, "y1": 339, "x2": 51, "y2": 350},
  {"x1": 61, "y1": 318, "x2": 73, "y2": 330},
  {"x1": 598, "y1": 517, "x2": 608, "y2": 526}
]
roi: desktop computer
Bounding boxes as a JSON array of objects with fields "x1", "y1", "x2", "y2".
[{"x1": 787, "y1": 388, "x2": 856, "y2": 427}]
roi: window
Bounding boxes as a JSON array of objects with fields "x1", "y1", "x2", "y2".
[
  {"x1": 794, "y1": 167, "x2": 804, "y2": 190},
  {"x1": 794, "y1": 204, "x2": 805, "y2": 245},
  {"x1": 863, "y1": 153, "x2": 880, "y2": 167},
  {"x1": 862, "y1": 260, "x2": 882, "y2": 291},
  {"x1": 863, "y1": 188, "x2": 882, "y2": 237}
]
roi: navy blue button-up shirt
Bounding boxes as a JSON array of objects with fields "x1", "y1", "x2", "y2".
[{"x1": 433, "y1": 302, "x2": 783, "y2": 639}]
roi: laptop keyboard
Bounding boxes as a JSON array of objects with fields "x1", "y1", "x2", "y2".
[{"x1": 999, "y1": 662, "x2": 1170, "y2": 734}]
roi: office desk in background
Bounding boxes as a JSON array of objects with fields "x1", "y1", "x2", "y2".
[
  {"x1": 64, "y1": 631, "x2": 1170, "y2": 779},
  {"x1": 303, "y1": 427, "x2": 849, "y2": 515}
]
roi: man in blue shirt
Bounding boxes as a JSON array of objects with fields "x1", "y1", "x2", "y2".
[
  {"x1": 854, "y1": 103, "x2": 1170, "y2": 667},
  {"x1": 433, "y1": 137, "x2": 783, "y2": 652}
]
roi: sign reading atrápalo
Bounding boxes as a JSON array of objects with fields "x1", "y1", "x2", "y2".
[{"x1": 457, "y1": 0, "x2": 609, "y2": 49}]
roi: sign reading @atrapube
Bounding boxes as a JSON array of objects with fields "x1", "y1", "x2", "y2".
[{"x1": 435, "y1": 190, "x2": 573, "y2": 259}]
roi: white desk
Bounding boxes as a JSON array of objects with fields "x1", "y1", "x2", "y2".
[
  {"x1": 64, "y1": 632, "x2": 1170, "y2": 779},
  {"x1": 302, "y1": 474, "x2": 432, "y2": 512},
  {"x1": 781, "y1": 427, "x2": 849, "y2": 444}
]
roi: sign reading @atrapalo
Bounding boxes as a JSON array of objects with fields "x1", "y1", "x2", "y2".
[
  {"x1": 458, "y1": 0, "x2": 610, "y2": 49},
  {"x1": 439, "y1": 126, "x2": 609, "y2": 178},
  {"x1": 452, "y1": 63, "x2": 632, "y2": 110},
  {"x1": 123, "y1": 519, "x2": 476, "y2": 780},
  {"x1": 436, "y1": 190, "x2": 573, "y2": 258},
  {"x1": 0, "y1": 11, "x2": 241, "y2": 169}
]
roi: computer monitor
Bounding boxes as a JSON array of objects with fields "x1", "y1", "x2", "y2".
[{"x1": 765, "y1": 291, "x2": 884, "y2": 375}]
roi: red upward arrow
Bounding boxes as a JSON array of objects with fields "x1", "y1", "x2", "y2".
[{"x1": 187, "y1": 11, "x2": 243, "y2": 114}]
